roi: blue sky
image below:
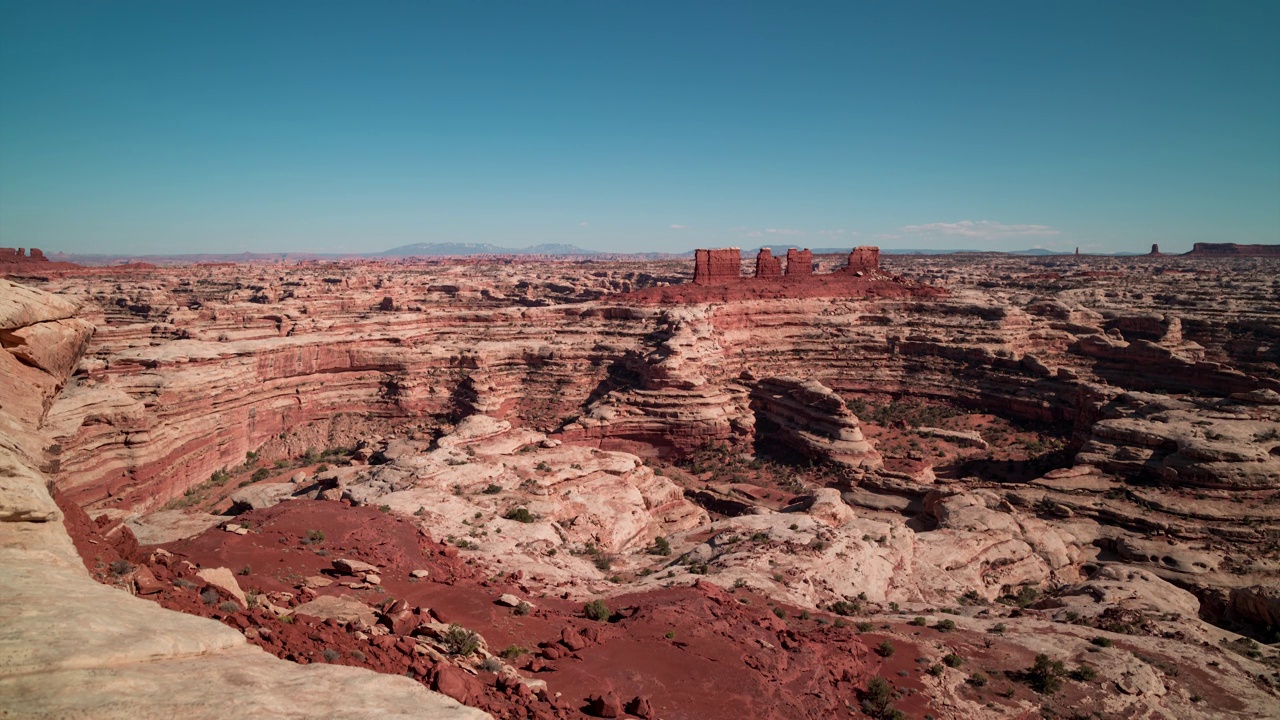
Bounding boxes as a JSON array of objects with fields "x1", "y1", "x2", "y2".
[{"x1": 1, "y1": 1, "x2": 1277, "y2": 255}]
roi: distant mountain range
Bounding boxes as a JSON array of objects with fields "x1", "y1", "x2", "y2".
[
  {"x1": 380, "y1": 242, "x2": 599, "y2": 256},
  {"x1": 50, "y1": 243, "x2": 1166, "y2": 266}
]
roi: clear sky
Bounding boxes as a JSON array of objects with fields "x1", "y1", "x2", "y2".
[{"x1": 1, "y1": 1, "x2": 1277, "y2": 255}]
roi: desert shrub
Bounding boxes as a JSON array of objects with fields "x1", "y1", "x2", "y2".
[
  {"x1": 1090, "y1": 636, "x2": 1112, "y2": 647},
  {"x1": 108, "y1": 560, "x2": 133, "y2": 576},
  {"x1": 238, "y1": 565, "x2": 252, "y2": 576},
  {"x1": 593, "y1": 554, "x2": 615, "y2": 571},
  {"x1": 514, "y1": 602, "x2": 532, "y2": 616},
  {"x1": 251, "y1": 467, "x2": 271, "y2": 482},
  {"x1": 967, "y1": 671, "x2": 988, "y2": 687},
  {"x1": 773, "y1": 607, "x2": 788, "y2": 620},
  {"x1": 1002, "y1": 585, "x2": 1039, "y2": 608},
  {"x1": 829, "y1": 600, "x2": 861, "y2": 616},
  {"x1": 322, "y1": 648, "x2": 340, "y2": 663},
  {"x1": 860, "y1": 676, "x2": 901, "y2": 719},
  {"x1": 480, "y1": 657, "x2": 502, "y2": 672},
  {"x1": 856, "y1": 621, "x2": 874, "y2": 632},
  {"x1": 1024, "y1": 653, "x2": 1065, "y2": 694},
  {"x1": 876, "y1": 640, "x2": 896, "y2": 657},
  {"x1": 218, "y1": 601, "x2": 240, "y2": 613},
  {"x1": 649, "y1": 536, "x2": 672, "y2": 556},
  {"x1": 482, "y1": 484, "x2": 502, "y2": 494},
  {"x1": 200, "y1": 588, "x2": 220, "y2": 605},
  {"x1": 1069, "y1": 664, "x2": 1097, "y2": 682},
  {"x1": 174, "y1": 578, "x2": 197, "y2": 589},
  {"x1": 303, "y1": 529, "x2": 325, "y2": 545},
  {"x1": 442, "y1": 625, "x2": 481, "y2": 656},
  {"x1": 583, "y1": 599, "x2": 611, "y2": 622},
  {"x1": 934, "y1": 619, "x2": 956, "y2": 632},
  {"x1": 503, "y1": 507, "x2": 535, "y2": 523},
  {"x1": 927, "y1": 664, "x2": 944, "y2": 677},
  {"x1": 910, "y1": 616, "x2": 927, "y2": 627},
  {"x1": 943, "y1": 653, "x2": 963, "y2": 668},
  {"x1": 990, "y1": 622, "x2": 1006, "y2": 634},
  {"x1": 535, "y1": 461, "x2": 551, "y2": 472},
  {"x1": 500, "y1": 645, "x2": 527, "y2": 660}
]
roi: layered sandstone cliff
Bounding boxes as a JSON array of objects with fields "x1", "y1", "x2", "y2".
[{"x1": 0, "y1": 279, "x2": 487, "y2": 719}]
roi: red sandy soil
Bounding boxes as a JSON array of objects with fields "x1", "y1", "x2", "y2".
[{"x1": 59, "y1": 494, "x2": 896, "y2": 719}]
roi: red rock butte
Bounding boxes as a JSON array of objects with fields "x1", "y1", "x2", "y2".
[{"x1": 633, "y1": 245, "x2": 944, "y2": 303}]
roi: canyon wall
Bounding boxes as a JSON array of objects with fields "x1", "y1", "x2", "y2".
[{"x1": 0, "y1": 278, "x2": 486, "y2": 719}]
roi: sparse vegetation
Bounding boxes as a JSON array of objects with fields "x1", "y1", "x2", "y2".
[
  {"x1": 876, "y1": 640, "x2": 896, "y2": 657},
  {"x1": 1069, "y1": 664, "x2": 1097, "y2": 682},
  {"x1": 649, "y1": 536, "x2": 672, "y2": 556},
  {"x1": 442, "y1": 624, "x2": 481, "y2": 656},
  {"x1": 584, "y1": 599, "x2": 611, "y2": 622},
  {"x1": 503, "y1": 507, "x2": 535, "y2": 523},
  {"x1": 860, "y1": 676, "x2": 903, "y2": 720},
  {"x1": 1022, "y1": 653, "x2": 1066, "y2": 694}
]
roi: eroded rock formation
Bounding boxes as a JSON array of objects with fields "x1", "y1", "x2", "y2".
[{"x1": 5, "y1": 250, "x2": 1280, "y2": 718}]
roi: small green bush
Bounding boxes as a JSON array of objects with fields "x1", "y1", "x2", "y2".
[
  {"x1": 584, "y1": 599, "x2": 611, "y2": 622},
  {"x1": 442, "y1": 625, "x2": 481, "y2": 656},
  {"x1": 1069, "y1": 664, "x2": 1097, "y2": 682},
  {"x1": 503, "y1": 507, "x2": 535, "y2": 523},
  {"x1": 649, "y1": 536, "x2": 672, "y2": 556},
  {"x1": 499, "y1": 645, "x2": 527, "y2": 660},
  {"x1": 876, "y1": 640, "x2": 895, "y2": 657},
  {"x1": 1024, "y1": 653, "x2": 1065, "y2": 694}
]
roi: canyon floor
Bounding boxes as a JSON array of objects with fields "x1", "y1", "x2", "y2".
[{"x1": 3, "y1": 251, "x2": 1280, "y2": 719}]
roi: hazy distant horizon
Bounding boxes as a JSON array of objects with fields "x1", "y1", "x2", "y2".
[{"x1": 2, "y1": 2, "x2": 1277, "y2": 256}]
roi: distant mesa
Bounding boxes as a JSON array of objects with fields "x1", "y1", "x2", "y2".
[
  {"x1": 1149, "y1": 244, "x2": 1162, "y2": 256},
  {"x1": 1184, "y1": 242, "x2": 1280, "y2": 258}
]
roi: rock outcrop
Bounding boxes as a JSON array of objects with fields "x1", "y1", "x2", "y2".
[
  {"x1": 748, "y1": 376, "x2": 882, "y2": 469},
  {"x1": 0, "y1": 281, "x2": 487, "y2": 719}
]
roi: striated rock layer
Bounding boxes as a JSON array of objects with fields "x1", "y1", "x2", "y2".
[{"x1": 0, "y1": 280, "x2": 487, "y2": 719}]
